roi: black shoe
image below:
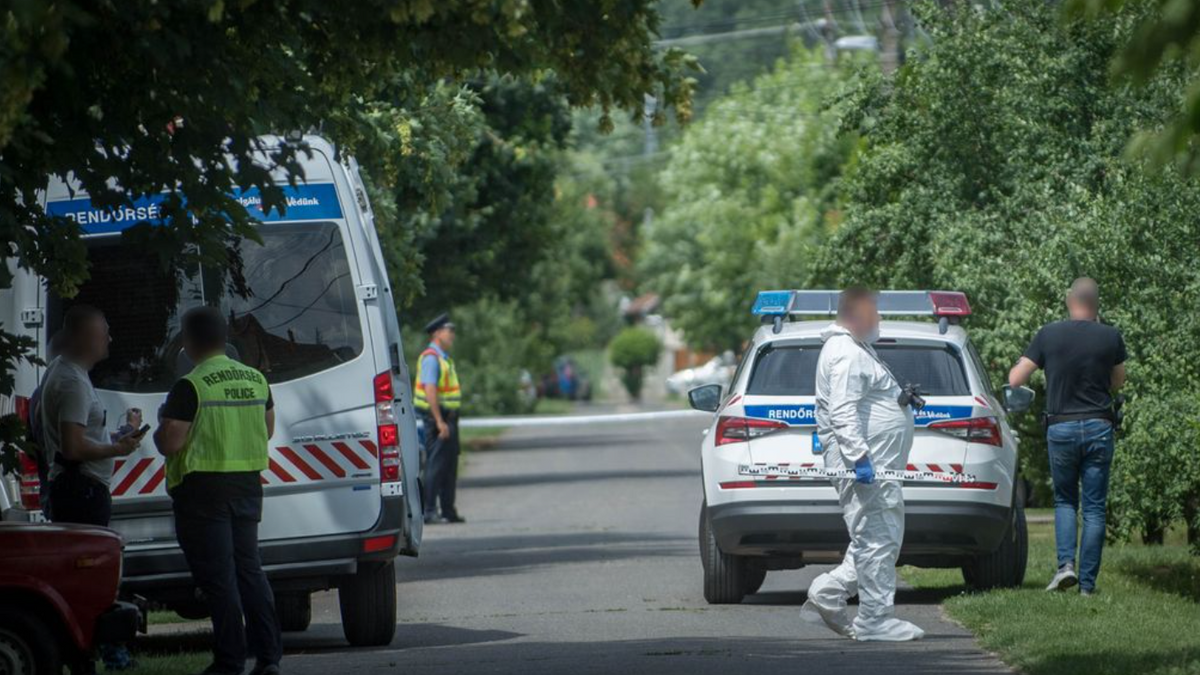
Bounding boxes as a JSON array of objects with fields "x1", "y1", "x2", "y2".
[
  {"x1": 443, "y1": 514, "x2": 466, "y2": 524},
  {"x1": 248, "y1": 663, "x2": 281, "y2": 675}
]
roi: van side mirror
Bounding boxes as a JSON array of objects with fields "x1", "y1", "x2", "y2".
[
  {"x1": 688, "y1": 384, "x2": 723, "y2": 413},
  {"x1": 1002, "y1": 385, "x2": 1035, "y2": 414}
]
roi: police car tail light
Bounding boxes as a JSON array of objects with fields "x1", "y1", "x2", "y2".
[
  {"x1": 928, "y1": 291, "x2": 972, "y2": 317},
  {"x1": 373, "y1": 371, "x2": 402, "y2": 483},
  {"x1": 715, "y1": 416, "x2": 787, "y2": 446},
  {"x1": 928, "y1": 416, "x2": 1002, "y2": 446}
]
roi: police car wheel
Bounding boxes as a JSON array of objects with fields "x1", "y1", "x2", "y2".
[
  {"x1": 962, "y1": 500, "x2": 1029, "y2": 591},
  {"x1": 340, "y1": 560, "x2": 398, "y2": 647},
  {"x1": 0, "y1": 608, "x2": 62, "y2": 675},
  {"x1": 699, "y1": 503, "x2": 747, "y2": 604},
  {"x1": 276, "y1": 592, "x2": 312, "y2": 633}
]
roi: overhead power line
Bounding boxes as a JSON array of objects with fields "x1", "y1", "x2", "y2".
[{"x1": 654, "y1": 0, "x2": 911, "y2": 48}]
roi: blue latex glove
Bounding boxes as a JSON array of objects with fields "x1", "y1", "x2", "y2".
[{"x1": 854, "y1": 456, "x2": 875, "y2": 485}]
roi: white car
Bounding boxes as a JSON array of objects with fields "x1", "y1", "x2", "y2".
[
  {"x1": 690, "y1": 290, "x2": 1030, "y2": 603},
  {"x1": 666, "y1": 353, "x2": 736, "y2": 395},
  {"x1": 0, "y1": 136, "x2": 424, "y2": 645}
]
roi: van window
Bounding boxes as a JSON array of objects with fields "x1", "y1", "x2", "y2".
[
  {"x1": 49, "y1": 222, "x2": 363, "y2": 392},
  {"x1": 746, "y1": 342, "x2": 970, "y2": 397}
]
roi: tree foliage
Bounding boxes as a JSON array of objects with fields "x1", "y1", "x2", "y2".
[
  {"x1": 641, "y1": 47, "x2": 859, "y2": 350},
  {"x1": 1067, "y1": 0, "x2": 1200, "y2": 173},
  {"x1": 391, "y1": 75, "x2": 623, "y2": 415},
  {"x1": 822, "y1": 0, "x2": 1200, "y2": 541}
]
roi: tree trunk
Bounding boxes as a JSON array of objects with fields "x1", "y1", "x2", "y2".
[
  {"x1": 1142, "y1": 516, "x2": 1165, "y2": 546},
  {"x1": 1185, "y1": 491, "x2": 1199, "y2": 555}
]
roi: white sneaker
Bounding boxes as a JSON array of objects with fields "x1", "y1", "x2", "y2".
[
  {"x1": 800, "y1": 599, "x2": 856, "y2": 638},
  {"x1": 1046, "y1": 564, "x2": 1078, "y2": 592}
]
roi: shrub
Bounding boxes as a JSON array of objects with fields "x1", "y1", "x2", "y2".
[{"x1": 608, "y1": 327, "x2": 661, "y2": 400}]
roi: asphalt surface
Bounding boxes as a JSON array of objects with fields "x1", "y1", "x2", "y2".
[{"x1": 287, "y1": 417, "x2": 1011, "y2": 673}]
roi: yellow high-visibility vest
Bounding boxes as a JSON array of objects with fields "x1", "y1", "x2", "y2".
[{"x1": 413, "y1": 348, "x2": 461, "y2": 411}]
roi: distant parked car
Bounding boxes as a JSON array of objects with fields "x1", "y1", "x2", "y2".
[
  {"x1": 666, "y1": 353, "x2": 736, "y2": 396},
  {"x1": 0, "y1": 522, "x2": 142, "y2": 674}
]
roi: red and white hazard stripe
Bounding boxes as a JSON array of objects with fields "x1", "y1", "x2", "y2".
[
  {"x1": 110, "y1": 440, "x2": 379, "y2": 497},
  {"x1": 735, "y1": 462, "x2": 994, "y2": 488}
]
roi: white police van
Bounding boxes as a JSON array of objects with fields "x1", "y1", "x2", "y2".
[
  {"x1": 0, "y1": 136, "x2": 423, "y2": 645},
  {"x1": 690, "y1": 290, "x2": 1031, "y2": 603}
]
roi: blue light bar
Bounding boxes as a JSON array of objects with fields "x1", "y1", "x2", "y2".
[{"x1": 751, "y1": 291, "x2": 795, "y2": 316}]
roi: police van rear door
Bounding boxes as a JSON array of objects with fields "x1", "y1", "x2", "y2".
[{"x1": 42, "y1": 151, "x2": 385, "y2": 548}]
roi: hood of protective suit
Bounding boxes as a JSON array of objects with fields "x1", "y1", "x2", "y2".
[
  {"x1": 820, "y1": 322, "x2": 851, "y2": 342},
  {"x1": 814, "y1": 322, "x2": 913, "y2": 468}
]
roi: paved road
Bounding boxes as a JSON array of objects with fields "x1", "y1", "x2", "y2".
[{"x1": 288, "y1": 418, "x2": 1010, "y2": 674}]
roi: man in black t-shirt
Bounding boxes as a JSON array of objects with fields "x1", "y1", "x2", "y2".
[{"x1": 1009, "y1": 278, "x2": 1126, "y2": 597}]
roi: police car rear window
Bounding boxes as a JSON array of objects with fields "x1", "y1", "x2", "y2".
[
  {"x1": 49, "y1": 222, "x2": 364, "y2": 392},
  {"x1": 746, "y1": 343, "x2": 970, "y2": 397}
]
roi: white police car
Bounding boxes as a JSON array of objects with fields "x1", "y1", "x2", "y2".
[{"x1": 690, "y1": 290, "x2": 1031, "y2": 603}]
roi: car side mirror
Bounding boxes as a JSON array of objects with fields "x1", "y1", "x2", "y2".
[
  {"x1": 1002, "y1": 385, "x2": 1035, "y2": 414},
  {"x1": 688, "y1": 384, "x2": 723, "y2": 413}
]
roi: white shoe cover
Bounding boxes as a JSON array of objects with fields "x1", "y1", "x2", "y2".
[
  {"x1": 800, "y1": 599, "x2": 856, "y2": 638},
  {"x1": 854, "y1": 617, "x2": 925, "y2": 642}
]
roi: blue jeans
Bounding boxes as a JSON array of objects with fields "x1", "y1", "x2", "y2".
[{"x1": 1046, "y1": 419, "x2": 1115, "y2": 592}]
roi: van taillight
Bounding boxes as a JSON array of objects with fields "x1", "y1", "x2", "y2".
[
  {"x1": 13, "y1": 395, "x2": 30, "y2": 425},
  {"x1": 13, "y1": 396, "x2": 41, "y2": 510},
  {"x1": 373, "y1": 371, "x2": 402, "y2": 483},
  {"x1": 715, "y1": 416, "x2": 788, "y2": 446},
  {"x1": 928, "y1": 417, "x2": 1002, "y2": 447},
  {"x1": 18, "y1": 451, "x2": 41, "y2": 510}
]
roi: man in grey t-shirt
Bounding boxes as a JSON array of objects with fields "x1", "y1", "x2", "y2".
[{"x1": 42, "y1": 305, "x2": 142, "y2": 526}]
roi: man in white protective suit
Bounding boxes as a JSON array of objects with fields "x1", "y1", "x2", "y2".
[{"x1": 799, "y1": 287, "x2": 925, "y2": 641}]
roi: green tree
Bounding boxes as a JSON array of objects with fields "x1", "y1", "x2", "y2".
[
  {"x1": 822, "y1": 0, "x2": 1200, "y2": 544},
  {"x1": 641, "y1": 46, "x2": 858, "y2": 350},
  {"x1": 1067, "y1": 0, "x2": 1200, "y2": 173},
  {"x1": 609, "y1": 327, "x2": 662, "y2": 400}
]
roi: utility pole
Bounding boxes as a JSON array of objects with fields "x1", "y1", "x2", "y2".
[
  {"x1": 822, "y1": 0, "x2": 838, "y2": 64},
  {"x1": 642, "y1": 93, "x2": 658, "y2": 158},
  {"x1": 879, "y1": 0, "x2": 902, "y2": 76}
]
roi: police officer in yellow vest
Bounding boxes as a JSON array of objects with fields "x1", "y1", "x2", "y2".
[
  {"x1": 154, "y1": 307, "x2": 283, "y2": 675},
  {"x1": 415, "y1": 313, "x2": 464, "y2": 524}
]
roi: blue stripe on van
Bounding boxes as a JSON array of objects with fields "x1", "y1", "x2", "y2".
[
  {"x1": 45, "y1": 182, "x2": 344, "y2": 234},
  {"x1": 744, "y1": 403, "x2": 974, "y2": 427}
]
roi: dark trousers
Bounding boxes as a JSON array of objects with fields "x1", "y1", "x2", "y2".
[
  {"x1": 421, "y1": 411, "x2": 460, "y2": 519},
  {"x1": 173, "y1": 480, "x2": 282, "y2": 672},
  {"x1": 49, "y1": 470, "x2": 111, "y2": 526}
]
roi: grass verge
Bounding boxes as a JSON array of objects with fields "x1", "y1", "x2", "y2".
[
  {"x1": 901, "y1": 519, "x2": 1200, "y2": 675},
  {"x1": 532, "y1": 397, "x2": 574, "y2": 415}
]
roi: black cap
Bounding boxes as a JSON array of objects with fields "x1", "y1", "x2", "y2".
[{"x1": 424, "y1": 313, "x2": 455, "y2": 335}]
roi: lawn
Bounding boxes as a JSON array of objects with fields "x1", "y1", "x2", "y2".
[{"x1": 901, "y1": 519, "x2": 1200, "y2": 675}]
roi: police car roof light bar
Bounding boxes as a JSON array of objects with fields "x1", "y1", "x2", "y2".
[{"x1": 751, "y1": 290, "x2": 972, "y2": 334}]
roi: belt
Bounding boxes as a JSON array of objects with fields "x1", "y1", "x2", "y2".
[{"x1": 1044, "y1": 410, "x2": 1114, "y2": 426}]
